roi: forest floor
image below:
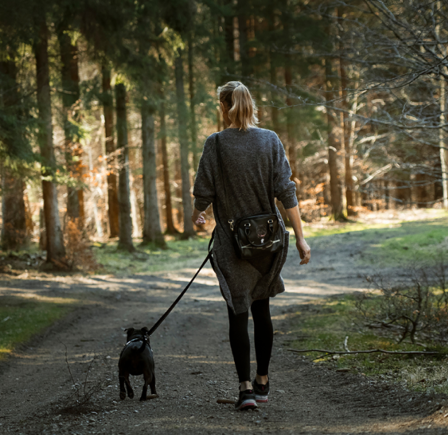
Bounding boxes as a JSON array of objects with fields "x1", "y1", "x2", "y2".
[{"x1": 1, "y1": 209, "x2": 448, "y2": 434}]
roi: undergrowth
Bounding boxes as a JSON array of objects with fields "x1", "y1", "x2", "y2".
[
  {"x1": 287, "y1": 293, "x2": 448, "y2": 395},
  {"x1": 92, "y1": 236, "x2": 210, "y2": 275}
]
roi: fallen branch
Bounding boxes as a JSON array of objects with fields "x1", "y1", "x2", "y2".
[
  {"x1": 344, "y1": 336, "x2": 350, "y2": 352},
  {"x1": 288, "y1": 348, "x2": 441, "y2": 355}
]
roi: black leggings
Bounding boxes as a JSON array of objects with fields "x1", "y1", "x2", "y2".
[{"x1": 227, "y1": 298, "x2": 273, "y2": 383}]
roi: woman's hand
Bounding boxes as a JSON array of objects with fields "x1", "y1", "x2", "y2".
[
  {"x1": 192, "y1": 208, "x2": 206, "y2": 226},
  {"x1": 296, "y1": 238, "x2": 311, "y2": 265}
]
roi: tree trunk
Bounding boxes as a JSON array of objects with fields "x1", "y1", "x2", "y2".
[
  {"x1": 1, "y1": 168, "x2": 27, "y2": 251},
  {"x1": 174, "y1": 48, "x2": 195, "y2": 238},
  {"x1": 223, "y1": 0, "x2": 235, "y2": 77},
  {"x1": 141, "y1": 103, "x2": 165, "y2": 246},
  {"x1": 284, "y1": 65, "x2": 301, "y2": 201},
  {"x1": 325, "y1": 56, "x2": 345, "y2": 220},
  {"x1": 58, "y1": 27, "x2": 83, "y2": 226},
  {"x1": 102, "y1": 64, "x2": 120, "y2": 237},
  {"x1": 338, "y1": 8, "x2": 356, "y2": 216},
  {"x1": 34, "y1": 17, "x2": 66, "y2": 265},
  {"x1": 269, "y1": 55, "x2": 280, "y2": 133},
  {"x1": 237, "y1": 0, "x2": 250, "y2": 77},
  {"x1": 415, "y1": 173, "x2": 427, "y2": 208},
  {"x1": 187, "y1": 34, "x2": 199, "y2": 173},
  {"x1": 0, "y1": 55, "x2": 28, "y2": 250},
  {"x1": 437, "y1": 0, "x2": 448, "y2": 208},
  {"x1": 115, "y1": 83, "x2": 134, "y2": 251},
  {"x1": 159, "y1": 100, "x2": 177, "y2": 234}
]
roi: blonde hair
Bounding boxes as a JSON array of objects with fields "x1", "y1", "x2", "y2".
[{"x1": 217, "y1": 81, "x2": 258, "y2": 131}]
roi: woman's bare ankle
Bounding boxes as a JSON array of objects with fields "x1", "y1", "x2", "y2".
[
  {"x1": 255, "y1": 374, "x2": 268, "y2": 385},
  {"x1": 240, "y1": 381, "x2": 252, "y2": 391}
]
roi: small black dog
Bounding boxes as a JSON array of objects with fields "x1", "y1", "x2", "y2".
[{"x1": 118, "y1": 327, "x2": 157, "y2": 401}]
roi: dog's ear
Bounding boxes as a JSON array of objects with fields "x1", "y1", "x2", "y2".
[
  {"x1": 141, "y1": 327, "x2": 149, "y2": 335},
  {"x1": 125, "y1": 328, "x2": 135, "y2": 338}
]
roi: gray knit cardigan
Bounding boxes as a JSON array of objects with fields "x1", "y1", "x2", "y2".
[{"x1": 193, "y1": 127, "x2": 298, "y2": 314}]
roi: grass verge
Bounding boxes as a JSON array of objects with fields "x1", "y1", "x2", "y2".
[
  {"x1": 301, "y1": 210, "x2": 448, "y2": 268},
  {"x1": 287, "y1": 293, "x2": 448, "y2": 395},
  {"x1": 0, "y1": 295, "x2": 77, "y2": 360}
]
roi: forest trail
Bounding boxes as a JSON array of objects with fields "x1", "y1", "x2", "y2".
[{"x1": 1, "y1": 221, "x2": 447, "y2": 434}]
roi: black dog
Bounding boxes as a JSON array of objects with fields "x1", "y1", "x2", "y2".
[{"x1": 118, "y1": 327, "x2": 157, "y2": 401}]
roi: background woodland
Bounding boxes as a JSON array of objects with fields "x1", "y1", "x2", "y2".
[{"x1": 1, "y1": 0, "x2": 448, "y2": 267}]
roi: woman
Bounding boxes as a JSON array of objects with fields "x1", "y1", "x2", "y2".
[{"x1": 192, "y1": 81, "x2": 311, "y2": 411}]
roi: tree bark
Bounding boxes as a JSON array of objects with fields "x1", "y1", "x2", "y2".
[
  {"x1": 115, "y1": 83, "x2": 134, "y2": 251},
  {"x1": 237, "y1": 0, "x2": 250, "y2": 77},
  {"x1": 58, "y1": 28, "x2": 84, "y2": 226},
  {"x1": 141, "y1": 102, "x2": 165, "y2": 246},
  {"x1": 437, "y1": 0, "x2": 448, "y2": 208},
  {"x1": 102, "y1": 64, "x2": 120, "y2": 237},
  {"x1": 223, "y1": 0, "x2": 235, "y2": 77},
  {"x1": 284, "y1": 65, "x2": 302, "y2": 203},
  {"x1": 0, "y1": 55, "x2": 28, "y2": 250},
  {"x1": 187, "y1": 34, "x2": 199, "y2": 173},
  {"x1": 1, "y1": 169, "x2": 27, "y2": 251},
  {"x1": 159, "y1": 100, "x2": 177, "y2": 234},
  {"x1": 174, "y1": 48, "x2": 195, "y2": 238},
  {"x1": 338, "y1": 7, "x2": 356, "y2": 216},
  {"x1": 34, "y1": 17, "x2": 66, "y2": 265},
  {"x1": 325, "y1": 56, "x2": 345, "y2": 220}
]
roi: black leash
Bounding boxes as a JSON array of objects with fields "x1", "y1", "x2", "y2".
[{"x1": 147, "y1": 231, "x2": 215, "y2": 337}]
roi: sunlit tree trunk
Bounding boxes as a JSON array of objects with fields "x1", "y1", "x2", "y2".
[
  {"x1": 141, "y1": 102, "x2": 165, "y2": 246},
  {"x1": 0, "y1": 55, "x2": 28, "y2": 250},
  {"x1": 325, "y1": 56, "x2": 345, "y2": 220},
  {"x1": 58, "y1": 28, "x2": 84, "y2": 226},
  {"x1": 102, "y1": 64, "x2": 120, "y2": 237},
  {"x1": 338, "y1": 7, "x2": 356, "y2": 216},
  {"x1": 115, "y1": 83, "x2": 134, "y2": 251},
  {"x1": 437, "y1": 0, "x2": 448, "y2": 208},
  {"x1": 159, "y1": 100, "x2": 177, "y2": 234},
  {"x1": 34, "y1": 17, "x2": 66, "y2": 265},
  {"x1": 174, "y1": 48, "x2": 195, "y2": 238}
]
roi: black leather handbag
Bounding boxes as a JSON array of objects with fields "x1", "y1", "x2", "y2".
[{"x1": 215, "y1": 133, "x2": 285, "y2": 260}]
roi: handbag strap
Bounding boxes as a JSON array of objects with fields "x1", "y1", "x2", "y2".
[{"x1": 215, "y1": 133, "x2": 235, "y2": 230}]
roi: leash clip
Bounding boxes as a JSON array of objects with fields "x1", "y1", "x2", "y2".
[{"x1": 228, "y1": 219, "x2": 235, "y2": 231}]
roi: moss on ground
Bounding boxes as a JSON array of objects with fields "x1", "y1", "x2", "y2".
[
  {"x1": 0, "y1": 296, "x2": 77, "y2": 360},
  {"x1": 287, "y1": 294, "x2": 448, "y2": 395},
  {"x1": 92, "y1": 236, "x2": 211, "y2": 275}
]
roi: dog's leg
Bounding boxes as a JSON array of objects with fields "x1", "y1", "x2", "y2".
[
  {"x1": 140, "y1": 373, "x2": 149, "y2": 401},
  {"x1": 119, "y1": 370, "x2": 126, "y2": 400},
  {"x1": 150, "y1": 372, "x2": 157, "y2": 396},
  {"x1": 124, "y1": 373, "x2": 134, "y2": 399}
]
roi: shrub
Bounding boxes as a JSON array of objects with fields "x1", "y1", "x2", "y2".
[
  {"x1": 355, "y1": 257, "x2": 448, "y2": 344},
  {"x1": 64, "y1": 220, "x2": 99, "y2": 272}
]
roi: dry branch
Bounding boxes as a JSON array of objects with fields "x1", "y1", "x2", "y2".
[{"x1": 288, "y1": 348, "x2": 441, "y2": 356}]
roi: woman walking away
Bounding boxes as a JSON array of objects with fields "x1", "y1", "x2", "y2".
[{"x1": 192, "y1": 81, "x2": 311, "y2": 411}]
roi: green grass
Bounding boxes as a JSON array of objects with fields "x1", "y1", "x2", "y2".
[
  {"x1": 288, "y1": 294, "x2": 448, "y2": 394},
  {"x1": 300, "y1": 211, "x2": 448, "y2": 268},
  {"x1": 0, "y1": 296, "x2": 77, "y2": 360},
  {"x1": 93, "y1": 236, "x2": 211, "y2": 275}
]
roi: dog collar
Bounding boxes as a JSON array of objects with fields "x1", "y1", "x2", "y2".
[{"x1": 125, "y1": 337, "x2": 147, "y2": 346}]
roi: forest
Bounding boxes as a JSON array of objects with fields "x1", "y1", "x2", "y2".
[
  {"x1": 1, "y1": 0, "x2": 447, "y2": 266},
  {"x1": 2, "y1": 1, "x2": 448, "y2": 432}
]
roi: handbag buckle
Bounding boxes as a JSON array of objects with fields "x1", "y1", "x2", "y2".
[{"x1": 228, "y1": 219, "x2": 235, "y2": 231}]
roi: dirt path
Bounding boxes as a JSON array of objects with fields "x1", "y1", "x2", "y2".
[{"x1": 1, "y1": 227, "x2": 447, "y2": 434}]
